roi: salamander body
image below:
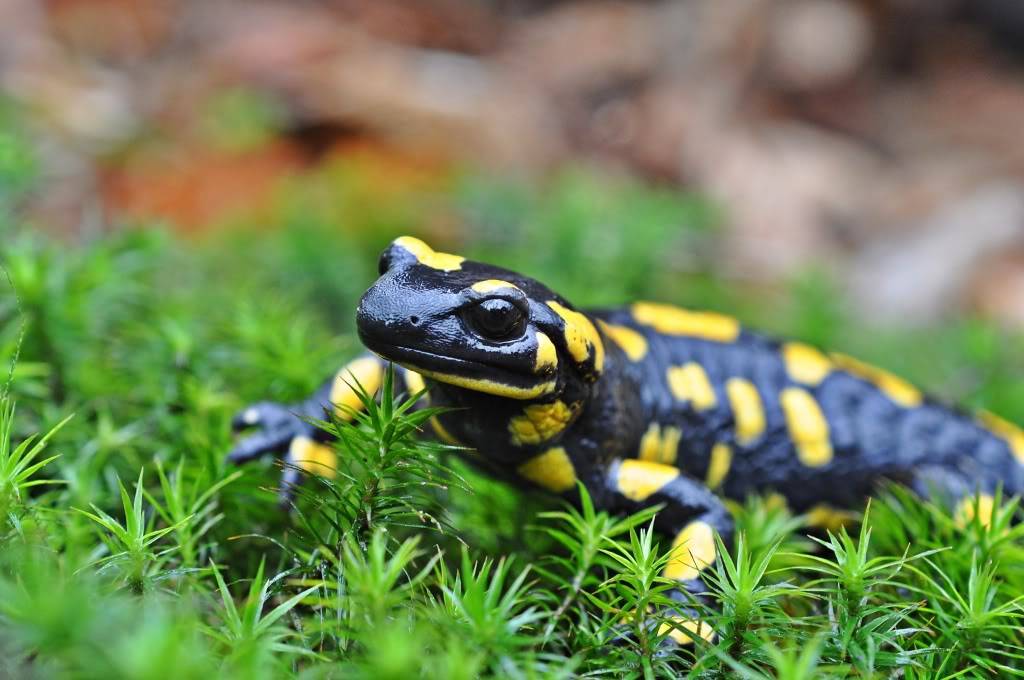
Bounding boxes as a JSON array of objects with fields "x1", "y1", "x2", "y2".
[{"x1": 229, "y1": 236, "x2": 1024, "y2": 644}]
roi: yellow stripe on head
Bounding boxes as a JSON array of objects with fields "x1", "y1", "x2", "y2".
[
  {"x1": 508, "y1": 400, "x2": 578, "y2": 446},
  {"x1": 404, "y1": 364, "x2": 556, "y2": 400},
  {"x1": 667, "y1": 363, "x2": 717, "y2": 411},
  {"x1": 289, "y1": 436, "x2": 338, "y2": 478},
  {"x1": 979, "y1": 411, "x2": 1024, "y2": 464},
  {"x1": 637, "y1": 422, "x2": 682, "y2": 465},
  {"x1": 726, "y1": 378, "x2": 765, "y2": 444},
  {"x1": 597, "y1": 320, "x2": 649, "y2": 362},
  {"x1": 517, "y1": 447, "x2": 577, "y2": 493},
  {"x1": 631, "y1": 302, "x2": 740, "y2": 342},
  {"x1": 831, "y1": 353, "x2": 922, "y2": 408},
  {"x1": 780, "y1": 387, "x2": 833, "y2": 467},
  {"x1": 470, "y1": 279, "x2": 521, "y2": 294},
  {"x1": 616, "y1": 459, "x2": 680, "y2": 501},
  {"x1": 533, "y1": 331, "x2": 558, "y2": 373},
  {"x1": 665, "y1": 521, "x2": 717, "y2": 582},
  {"x1": 393, "y1": 236, "x2": 465, "y2": 271},
  {"x1": 705, "y1": 443, "x2": 732, "y2": 489},
  {"x1": 547, "y1": 300, "x2": 605, "y2": 377},
  {"x1": 330, "y1": 357, "x2": 384, "y2": 419},
  {"x1": 782, "y1": 342, "x2": 832, "y2": 386}
]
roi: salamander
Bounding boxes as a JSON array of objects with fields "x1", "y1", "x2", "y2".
[{"x1": 228, "y1": 235, "x2": 1024, "y2": 645}]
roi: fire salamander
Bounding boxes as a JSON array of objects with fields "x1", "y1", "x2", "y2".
[{"x1": 228, "y1": 236, "x2": 1024, "y2": 645}]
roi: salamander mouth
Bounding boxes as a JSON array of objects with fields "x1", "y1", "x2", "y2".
[
  {"x1": 369, "y1": 341, "x2": 478, "y2": 373},
  {"x1": 362, "y1": 339, "x2": 556, "y2": 399}
]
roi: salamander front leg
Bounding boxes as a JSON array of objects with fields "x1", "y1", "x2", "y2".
[
  {"x1": 227, "y1": 354, "x2": 387, "y2": 504},
  {"x1": 606, "y1": 458, "x2": 734, "y2": 646}
]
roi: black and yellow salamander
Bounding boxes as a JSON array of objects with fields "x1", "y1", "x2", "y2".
[{"x1": 228, "y1": 235, "x2": 1024, "y2": 644}]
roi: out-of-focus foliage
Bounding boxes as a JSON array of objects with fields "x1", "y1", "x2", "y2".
[
  {"x1": 3, "y1": 112, "x2": 1024, "y2": 678},
  {"x1": 11, "y1": 0, "x2": 1024, "y2": 331}
]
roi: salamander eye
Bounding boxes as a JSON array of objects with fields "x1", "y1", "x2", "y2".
[
  {"x1": 466, "y1": 299, "x2": 526, "y2": 341},
  {"x1": 378, "y1": 250, "x2": 392, "y2": 275}
]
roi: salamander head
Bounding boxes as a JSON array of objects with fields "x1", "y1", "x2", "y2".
[{"x1": 356, "y1": 236, "x2": 605, "y2": 400}]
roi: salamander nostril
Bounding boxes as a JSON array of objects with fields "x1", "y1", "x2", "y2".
[
  {"x1": 378, "y1": 251, "x2": 391, "y2": 275},
  {"x1": 410, "y1": 315, "x2": 420, "y2": 325}
]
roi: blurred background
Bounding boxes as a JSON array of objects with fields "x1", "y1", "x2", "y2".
[
  {"x1": 6, "y1": 0, "x2": 1024, "y2": 324},
  {"x1": 4, "y1": 0, "x2": 1024, "y2": 439}
]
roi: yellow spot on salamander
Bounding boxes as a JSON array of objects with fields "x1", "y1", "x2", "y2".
[
  {"x1": 831, "y1": 353, "x2": 923, "y2": 408},
  {"x1": 616, "y1": 459, "x2": 680, "y2": 501},
  {"x1": 955, "y1": 494, "x2": 997, "y2": 529},
  {"x1": 665, "y1": 521, "x2": 717, "y2": 582},
  {"x1": 403, "y1": 369, "x2": 426, "y2": 396},
  {"x1": 979, "y1": 411, "x2": 1024, "y2": 464},
  {"x1": 508, "y1": 400, "x2": 578, "y2": 446},
  {"x1": 399, "y1": 363, "x2": 556, "y2": 400},
  {"x1": 596, "y1": 320, "x2": 649, "y2": 362},
  {"x1": 804, "y1": 504, "x2": 856, "y2": 532},
  {"x1": 288, "y1": 436, "x2": 337, "y2": 478},
  {"x1": 705, "y1": 443, "x2": 731, "y2": 489},
  {"x1": 430, "y1": 415, "x2": 462, "y2": 446},
  {"x1": 638, "y1": 423, "x2": 683, "y2": 465},
  {"x1": 659, "y1": 617, "x2": 716, "y2": 646},
  {"x1": 781, "y1": 387, "x2": 833, "y2": 467},
  {"x1": 631, "y1": 302, "x2": 740, "y2": 342},
  {"x1": 547, "y1": 300, "x2": 605, "y2": 375},
  {"x1": 726, "y1": 378, "x2": 765, "y2": 445},
  {"x1": 393, "y1": 236, "x2": 465, "y2": 271},
  {"x1": 517, "y1": 447, "x2": 577, "y2": 493},
  {"x1": 782, "y1": 342, "x2": 832, "y2": 386},
  {"x1": 330, "y1": 357, "x2": 384, "y2": 419},
  {"x1": 667, "y1": 363, "x2": 717, "y2": 411},
  {"x1": 533, "y1": 331, "x2": 558, "y2": 374},
  {"x1": 470, "y1": 279, "x2": 521, "y2": 294}
]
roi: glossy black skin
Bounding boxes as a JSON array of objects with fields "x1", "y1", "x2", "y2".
[
  {"x1": 589, "y1": 308, "x2": 1024, "y2": 506},
  {"x1": 228, "y1": 239, "x2": 1024, "y2": 621},
  {"x1": 359, "y1": 244, "x2": 593, "y2": 409}
]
